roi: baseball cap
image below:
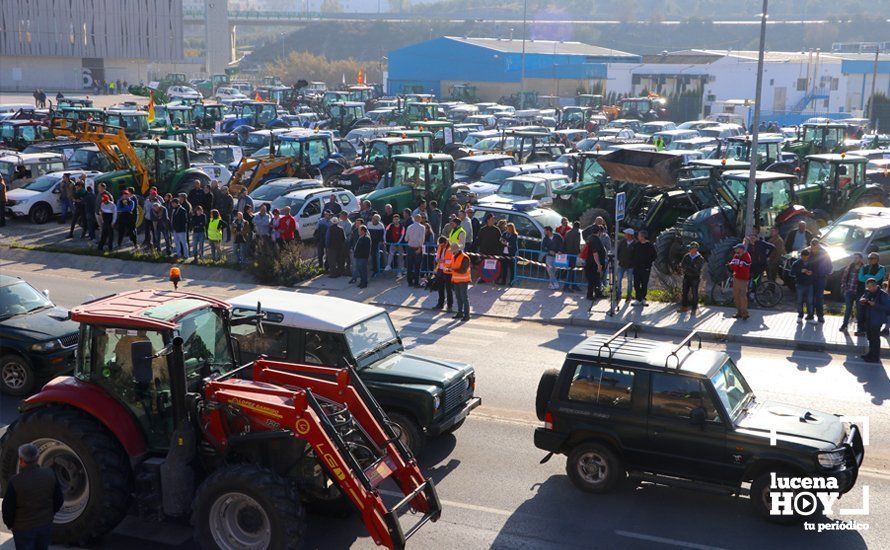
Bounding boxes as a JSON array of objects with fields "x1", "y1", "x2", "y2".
[
  {"x1": 734, "y1": 243, "x2": 746, "y2": 249},
  {"x1": 623, "y1": 228, "x2": 635, "y2": 235}
]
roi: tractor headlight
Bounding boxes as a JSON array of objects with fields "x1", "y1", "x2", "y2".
[
  {"x1": 816, "y1": 449, "x2": 846, "y2": 469},
  {"x1": 31, "y1": 339, "x2": 61, "y2": 352}
]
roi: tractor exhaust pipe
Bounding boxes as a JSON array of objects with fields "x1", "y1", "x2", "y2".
[{"x1": 169, "y1": 336, "x2": 188, "y2": 425}]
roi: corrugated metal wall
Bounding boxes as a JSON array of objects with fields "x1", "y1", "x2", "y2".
[{"x1": 0, "y1": 0, "x2": 183, "y2": 61}]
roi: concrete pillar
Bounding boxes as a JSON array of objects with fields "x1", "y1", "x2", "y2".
[{"x1": 204, "y1": 0, "x2": 230, "y2": 75}]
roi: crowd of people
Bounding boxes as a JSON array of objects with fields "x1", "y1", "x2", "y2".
[{"x1": 59, "y1": 176, "x2": 301, "y2": 263}]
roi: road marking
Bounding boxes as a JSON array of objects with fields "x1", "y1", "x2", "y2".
[
  {"x1": 615, "y1": 530, "x2": 729, "y2": 550},
  {"x1": 379, "y1": 489, "x2": 513, "y2": 517},
  {"x1": 860, "y1": 467, "x2": 890, "y2": 481}
]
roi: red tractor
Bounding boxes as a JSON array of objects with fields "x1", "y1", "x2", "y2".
[{"x1": 0, "y1": 290, "x2": 441, "y2": 549}]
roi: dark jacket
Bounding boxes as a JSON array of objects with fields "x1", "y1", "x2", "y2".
[
  {"x1": 790, "y1": 258, "x2": 813, "y2": 286},
  {"x1": 323, "y1": 200, "x2": 342, "y2": 215},
  {"x1": 190, "y1": 213, "x2": 207, "y2": 233},
  {"x1": 585, "y1": 235, "x2": 606, "y2": 267},
  {"x1": 187, "y1": 188, "x2": 204, "y2": 210},
  {"x1": 630, "y1": 241, "x2": 657, "y2": 270},
  {"x1": 327, "y1": 223, "x2": 346, "y2": 250},
  {"x1": 784, "y1": 229, "x2": 813, "y2": 252},
  {"x1": 810, "y1": 248, "x2": 833, "y2": 278},
  {"x1": 563, "y1": 228, "x2": 581, "y2": 255},
  {"x1": 476, "y1": 225, "x2": 502, "y2": 255},
  {"x1": 542, "y1": 233, "x2": 564, "y2": 256},
  {"x1": 680, "y1": 252, "x2": 705, "y2": 280},
  {"x1": 860, "y1": 288, "x2": 890, "y2": 328},
  {"x1": 501, "y1": 232, "x2": 518, "y2": 256},
  {"x1": 2, "y1": 464, "x2": 63, "y2": 531},
  {"x1": 617, "y1": 237, "x2": 634, "y2": 268},
  {"x1": 171, "y1": 206, "x2": 189, "y2": 233},
  {"x1": 353, "y1": 234, "x2": 371, "y2": 259},
  {"x1": 217, "y1": 193, "x2": 234, "y2": 219},
  {"x1": 749, "y1": 239, "x2": 775, "y2": 266}
]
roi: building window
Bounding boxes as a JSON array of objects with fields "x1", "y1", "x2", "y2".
[
  {"x1": 769, "y1": 79, "x2": 774, "y2": 85},
  {"x1": 796, "y1": 78, "x2": 807, "y2": 91},
  {"x1": 830, "y1": 78, "x2": 839, "y2": 91}
]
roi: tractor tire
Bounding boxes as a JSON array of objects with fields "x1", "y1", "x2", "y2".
[
  {"x1": 0, "y1": 353, "x2": 36, "y2": 396},
  {"x1": 535, "y1": 368, "x2": 560, "y2": 422},
  {"x1": 386, "y1": 411, "x2": 425, "y2": 457},
  {"x1": 193, "y1": 464, "x2": 306, "y2": 550},
  {"x1": 580, "y1": 207, "x2": 610, "y2": 230},
  {"x1": 707, "y1": 237, "x2": 738, "y2": 286},
  {"x1": 29, "y1": 202, "x2": 53, "y2": 224},
  {"x1": 855, "y1": 191, "x2": 887, "y2": 208},
  {"x1": 0, "y1": 406, "x2": 131, "y2": 544},
  {"x1": 653, "y1": 228, "x2": 684, "y2": 286}
]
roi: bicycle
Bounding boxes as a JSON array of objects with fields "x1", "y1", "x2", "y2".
[{"x1": 710, "y1": 272, "x2": 783, "y2": 308}]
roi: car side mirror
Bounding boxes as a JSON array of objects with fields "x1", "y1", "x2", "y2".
[
  {"x1": 131, "y1": 341, "x2": 154, "y2": 384},
  {"x1": 690, "y1": 406, "x2": 707, "y2": 427}
]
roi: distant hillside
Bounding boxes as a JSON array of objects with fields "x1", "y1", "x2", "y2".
[{"x1": 239, "y1": 16, "x2": 890, "y2": 69}]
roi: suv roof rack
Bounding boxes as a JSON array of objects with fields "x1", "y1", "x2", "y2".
[
  {"x1": 597, "y1": 322, "x2": 638, "y2": 362},
  {"x1": 665, "y1": 330, "x2": 702, "y2": 369}
]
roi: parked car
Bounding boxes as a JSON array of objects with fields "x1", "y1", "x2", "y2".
[
  {"x1": 478, "y1": 173, "x2": 573, "y2": 207},
  {"x1": 271, "y1": 187, "x2": 358, "y2": 241},
  {"x1": 0, "y1": 275, "x2": 79, "y2": 395},
  {"x1": 249, "y1": 178, "x2": 323, "y2": 206},
  {"x1": 471, "y1": 201, "x2": 564, "y2": 251},
  {"x1": 214, "y1": 86, "x2": 248, "y2": 101},
  {"x1": 5, "y1": 170, "x2": 101, "y2": 223},
  {"x1": 534, "y1": 326, "x2": 864, "y2": 522},
  {"x1": 227, "y1": 289, "x2": 480, "y2": 454},
  {"x1": 781, "y1": 212, "x2": 890, "y2": 298},
  {"x1": 0, "y1": 152, "x2": 66, "y2": 189},
  {"x1": 635, "y1": 120, "x2": 678, "y2": 141},
  {"x1": 167, "y1": 85, "x2": 203, "y2": 101},
  {"x1": 453, "y1": 154, "x2": 515, "y2": 184}
]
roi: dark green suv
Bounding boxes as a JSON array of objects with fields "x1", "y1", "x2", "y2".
[
  {"x1": 534, "y1": 324, "x2": 864, "y2": 522},
  {"x1": 228, "y1": 289, "x2": 480, "y2": 455}
]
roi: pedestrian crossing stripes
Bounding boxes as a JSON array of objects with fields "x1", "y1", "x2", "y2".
[{"x1": 388, "y1": 310, "x2": 520, "y2": 347}]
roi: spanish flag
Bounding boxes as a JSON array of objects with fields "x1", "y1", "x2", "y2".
[
  {"x1": 147, "y1": 91, "x2": 155, "y2": 123},
  {"x1": 255, "y1": 91, "x2": 263, "y2": 102},
  {"x1": 357, "y1": 69, "x2": 364, "y2": 85}
]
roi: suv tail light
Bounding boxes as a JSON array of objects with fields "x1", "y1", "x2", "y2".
[{"x1": 544, "y1": 411, "x2": 554, "y2": 430}]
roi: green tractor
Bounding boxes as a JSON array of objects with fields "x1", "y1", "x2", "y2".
[
  {"x1": 449, "y1": 84, "x2": 478, "y2": 103},
  {"x1": 618, "y1": 96, "x2": 668, "y2": 122},
  {"x1": 717, "y1": 134, "x2": 796, "y2": 172},
  {"x1": 104, "y1": 110, "x2": 150, "y2": 140},
  {"x1": 360, "y1": 153, "x2": 456, "y2": 213},
  {"x1": 327, "y1": 101, "x2": 368, "y2": 135},
  {"x1": 793, "y1": 153, "x2": 887, "y2": 223},
  {"x1": 784, "y1": 122, "x2": 846, "y2": 158},
  {"x1": 653, "y1": 170, "x2": 817, "y2": 284},
  {"x1": 192, "y1": 103, "x2": 226, "y2": 131},
  {"x1": 195, "y1": 74, "x2": 231, "y2": 98},
  {"x1": 128, "y1": 73, "x2": 188, "y2": 103},
  {"x1": 338, "y1": 137, "x2": 418, "y2": 195},
  {"x1": 576, "y1": 94, "x2": 604, "y2": 110},
  {"x1": 387, "y1": 130, "x2": 433, "y2": 154},
  {"x1": 408, "y1": 120, "x2": 455, "y2": 152},
  {"x1": 59, "y1": 106, "x2": 107, "y2": 123}
]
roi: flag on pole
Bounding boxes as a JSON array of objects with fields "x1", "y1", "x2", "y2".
[
  {"x1": 342, "y1": 73, "x2": 346, "y2": 85},
  {"x1": 147, "y1": 91, "x2": 155, "y2": 123},
  {"x1": 357, "y1": 69, "x2": 364, "y2": 85},
  {"x1": 255, "y1": 91, "x2": 263, "y2": 102}
]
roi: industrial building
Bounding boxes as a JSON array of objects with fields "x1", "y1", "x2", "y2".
[
  {"x1": 386, "y1": 36, "x2": 640, "y2": 102},
  {"x1": 0, "y1": 0, "x2": 196, "y2": 92}
]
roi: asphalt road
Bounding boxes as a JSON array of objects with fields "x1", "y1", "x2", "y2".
[{"x1": 1, "y1": 263, "x2": 888, "y2": 549}]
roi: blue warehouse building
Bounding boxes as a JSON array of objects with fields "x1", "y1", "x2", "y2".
[{"x1": 387, "y1": 36, "x2": 641, "y2": 102}]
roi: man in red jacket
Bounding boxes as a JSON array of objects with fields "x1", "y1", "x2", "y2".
[
  {"x1": 728, "y1": 242, "x2": 751, "y2": 320},
  {"x1": 278, "y1": 206, "x2": 298, "y2": 247}
]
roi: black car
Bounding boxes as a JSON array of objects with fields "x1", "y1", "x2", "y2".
[
  {"x1": 534, "y1": 324, "x2": 864, "y2": 522},
  {"x1": 0, "y1": 275, "x2": 79, "y2": 395}
]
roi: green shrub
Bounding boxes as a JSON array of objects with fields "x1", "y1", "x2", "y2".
[{"x1": 248, "y1": 240, "x2": 322, "y2": 286}]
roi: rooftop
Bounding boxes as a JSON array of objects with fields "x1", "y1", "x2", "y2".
[
  {"x1": 445, "y1": 36, "x2": 636, "y2": 58},
  {"x1": 227, "y1": 289, "x2": 383, "y2": 333},
  {"x1": 568, "y1": 332, "x2": 724, "y2": 376},
  {"x1": 70, "y1": 290, "x2": 229, "y2": 331}
]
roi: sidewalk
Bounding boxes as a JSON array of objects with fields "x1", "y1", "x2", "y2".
[{"x1": 300, "y1": 272, "x2": 886, "y2": 358}]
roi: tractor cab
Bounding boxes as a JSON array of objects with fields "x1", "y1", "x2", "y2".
[
  {"x1": 560, "y1": 106, "x2": 593, "y2": 129},
  {"x1": 255, "y1": 85, "x2": 289, "y2": 104},
  {"x1": 576, "y1": 94, "x2": 604, "y2": 110},
  {"x1": 221, "y1": 102, "x2": 281, "y2": 132},
  {"x1": 328, "y1": 101, "x2": 366, "y2": 133},
  {"x1": 192, "y1": 103, "x2": 225, "y2": 130},
  {"x1": 408, "y1": 120, "x2": 454, "y2": 150},
  {"x1": 618, "y1": 97, "x2": 665, "y2": 121},
  {"x1": 719, "y1": 170, "x2": 798, "y2": 230},
  {"x1": 387, "y1": 130, "x2": 433, "y2": 153},
  {"x1": 276, "y1": 133, "x2": 334, "y2": 166},
  {"x1": 59, "y1": 107, "x2": 106, "y2": 123},
  {"x1": 363, "y1": 153, "x2": 454, "y2": 212},
  {"x1": 449, "y1": 84, "x2": 478, "y2": 103},
  {"x1": 148, "y1": 127, "x2": 200, "y2": 150},
  {"x1": 795, "y1": 154, "x2": 882, "y2": 217},
  {"x1": 405, "y1": 102, "x2": 441, "y2": 122},
  {"x1": 105, "y1": 110, "x2": 150, "y2": 139},
  {"x1": 720, "y1": 134, "x2": 787, "y2": 170},
  {"x1": 165, "y1": 105, "x2": 195, "y2": 127},
  {"x1": 403, "y1": 93, "x2": 435, "y2": 105},
  {"x1": 788, "y1": 122, "x2": 847, "y2": 156},
  {"x1": 506, "y1": 129, "x2": 562, "y2": 163},
  {"x1": 323, "y1": 90, "x2": 350, "y2": 108},
  {"x1": 347, "y1": 85, "x2": 374, "y2": 104},
  {"x1": 131, "y1": 139, "x2": 194, "y2": 188},
  {"x1": 0, "y1": 120, "x2": 51, "y2": 151},
  {"x1": 339, "y1": 137, "x2": 417, "y2": 194},
  {"x1": 57, "y1": 97, "x2": 94, "y2": 109}
]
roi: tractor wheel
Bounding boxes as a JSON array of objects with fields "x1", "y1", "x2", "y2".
[
  {"x1": 707, "y1": 237, "x2": 738, "y2": 286},
  {"x1": 653, "y1": 228, "x2": 684, "y2": 286},
  {"x1": 855, "y1": 191, "x2": 887, "y2": 208},
  {"x1": 193, "y1": 464, "x2": 306, "y2": 550},
  {"x1": 579, "y1": 207, "x2": 610, "y2": 230},
  {"x1": 0, "y1": 406, "x2": 131, "y2": 544}
]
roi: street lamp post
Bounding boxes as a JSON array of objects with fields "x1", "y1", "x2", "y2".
[
  {"x1": 519, "y1": 0, "x2": 528, "y2": 109},
  {"x1": 744, "y1": 0, "x2": 769, "y2": 239}
]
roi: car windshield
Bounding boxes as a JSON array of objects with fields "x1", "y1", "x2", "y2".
[
  {"x1": 246, "y1": 134, "x2": 270, "y2": 147},
  {"x1": 710, "y1": 359, "x2": 753, "y2": 420},
  {"x1": 177, "y1": 307, "x2": 234, "y2": 376},
  {"x1": 454, "y1": 159, "x2": 481, "y2": 176},
  {"x1": 820, "y1": 223, "x2": 873, "y2": 247},
  {"x1": 211, "y1": 148, "x2": 235, "y2": 164},
  {"x1": 345, "y1": 313, "x2": 400, "y2": 366},
  {"x1": 0, "y1": 281, "x2": 53, "y2": 320},
  {"x1": 483, "y1": 168, "x2": 519, "y2": 184},
  {"x1": 22, "y1": 174, "x2": 58, "y2": 192},
  {"x1": 251, "y1": 185, "x2": 289, "y2": 201}
]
